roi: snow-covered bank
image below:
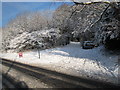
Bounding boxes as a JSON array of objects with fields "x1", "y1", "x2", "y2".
[{"x1": 1, "y1": 42, "x2": 119, "y2": 85}]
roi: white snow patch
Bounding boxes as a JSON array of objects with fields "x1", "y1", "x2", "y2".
[{"x1": 1, "y1": 42, "x2": 119, "y2": 84}]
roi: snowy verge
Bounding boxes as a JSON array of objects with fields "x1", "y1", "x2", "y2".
[{"x1": 1, "y1": 42, "x2": 119, "y2": 85}]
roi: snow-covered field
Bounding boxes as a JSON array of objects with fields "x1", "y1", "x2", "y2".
[{"x1": 1, "y1": 42, "x2": 119, "y2": 84}]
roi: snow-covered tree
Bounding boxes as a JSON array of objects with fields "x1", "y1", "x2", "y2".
[
  {"x1": 52, "y1": 4, "x2": 72, "y2": 33},
  {"x1": 27, "y1": 11, "x2": 49, "y2": 32}
]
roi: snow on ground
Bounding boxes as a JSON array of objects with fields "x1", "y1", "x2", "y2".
[{"x1": 1, "y1": 42, "x2": 119, "y2": 84}]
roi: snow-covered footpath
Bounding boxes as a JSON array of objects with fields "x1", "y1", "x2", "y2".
[{"x1": 0, "y1": 42, "x2": 119, "y2": 85}]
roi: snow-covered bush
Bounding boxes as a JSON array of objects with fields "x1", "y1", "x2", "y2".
[{"x1": 5, "y1": 28, "x2": 70, "y2": 52}]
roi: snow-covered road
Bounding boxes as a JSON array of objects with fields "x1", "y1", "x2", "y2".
[{"x1": 1, "y1": 42, "x2": 119, "y2": 85}]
